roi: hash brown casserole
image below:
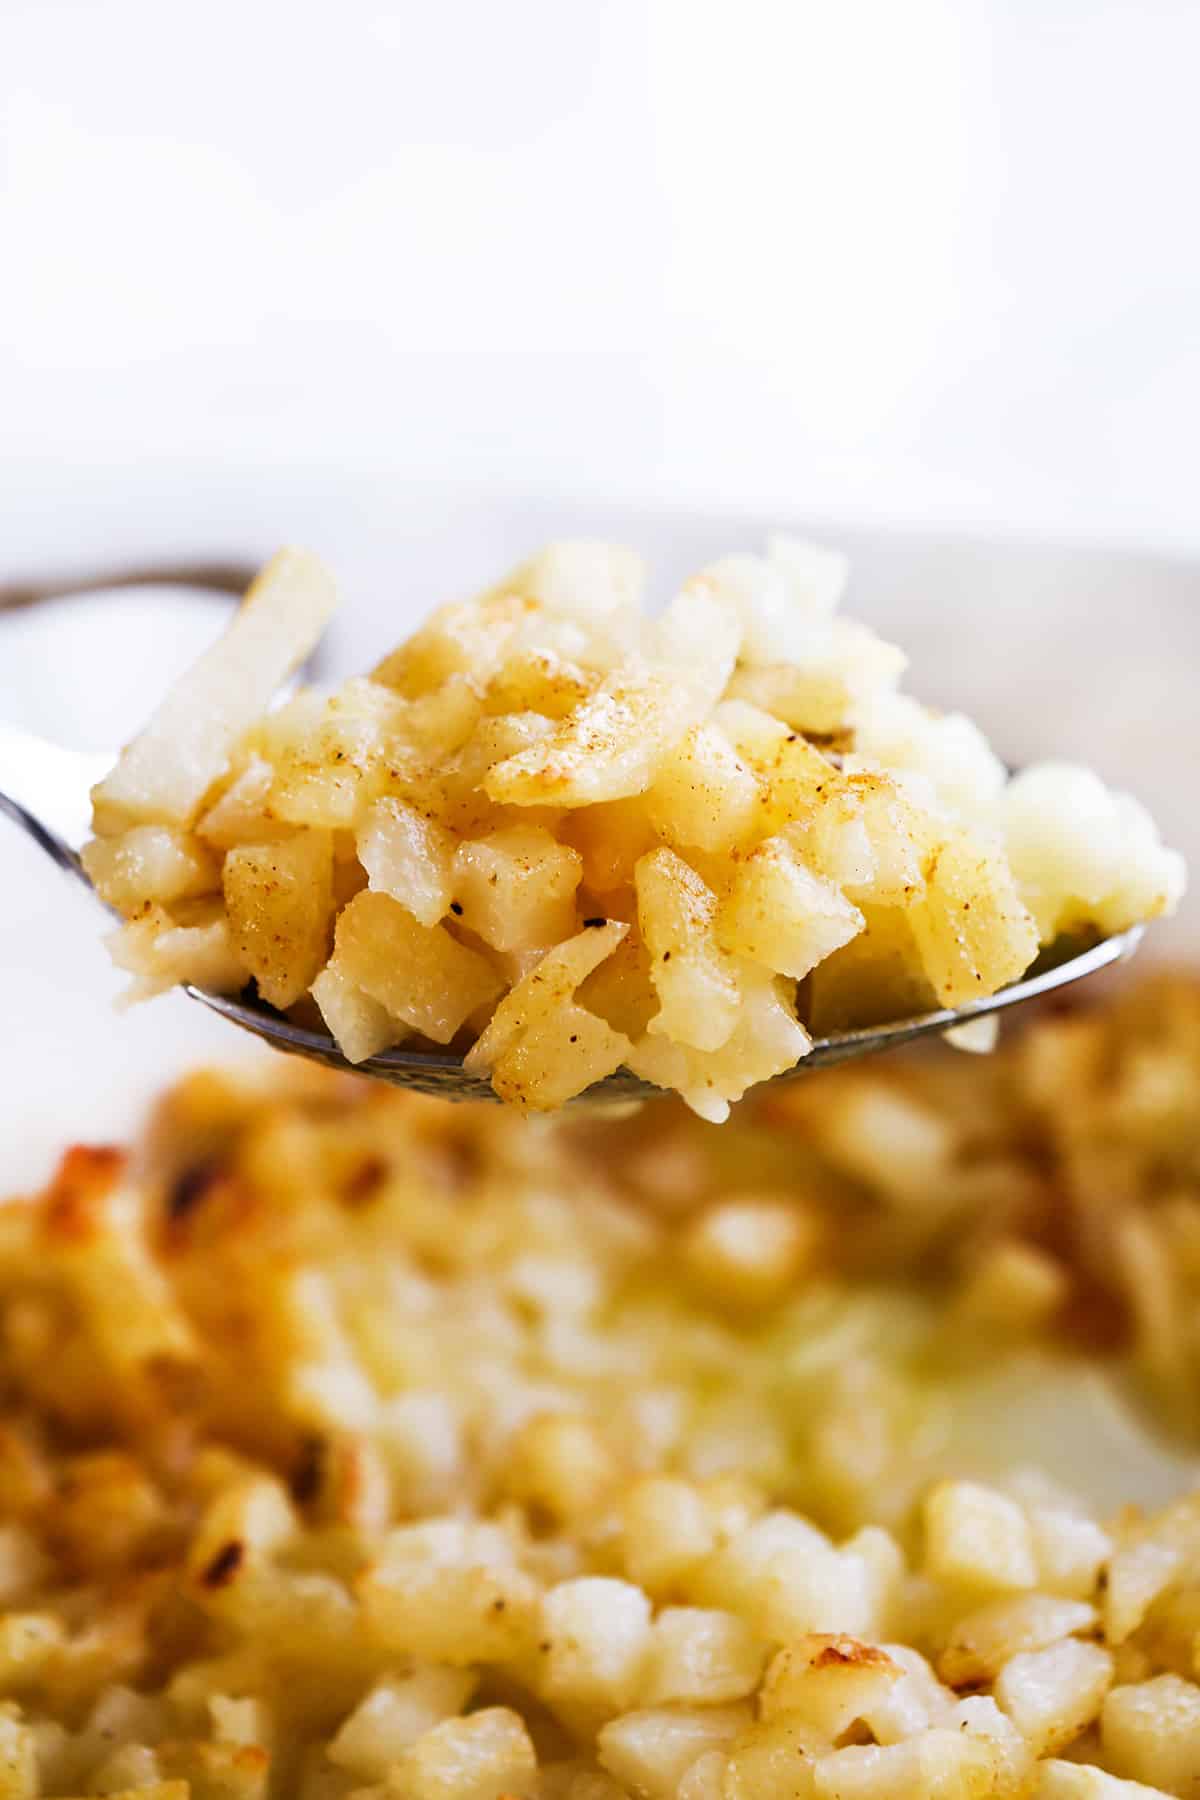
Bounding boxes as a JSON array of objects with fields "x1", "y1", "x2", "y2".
[{"x1": 1, "y1": 977, "x2": 1200, "y2": 1794}]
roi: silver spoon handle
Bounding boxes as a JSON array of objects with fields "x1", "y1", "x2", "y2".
[{"x1": 0, "y1": 724, "x2": 112, "y2": 879}]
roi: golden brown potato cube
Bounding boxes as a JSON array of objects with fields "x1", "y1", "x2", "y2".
[
  {"x1": 646, "y1": 725, "x2": 760, "y2": 855},
  {"x1": 717, "y1": 837, "x2": 863, "y2": 981},
  {"x1": 636, "y1": 848, "x2": 741, "y2": 1053},
  {"x1": 222, "y1": 835, "x2": 335, "y2": 1010},
  {"x1": 264, "y1": 681, "x2": 399, "y2": 830},
  {"x1": 357, "y1": 797, "x2": 456, "y2": 928},
  {"x1": 335, "y1": 891, "x2": 503, "y2": 1045},
  {"x1": 81, "y1": 825, "x2": 219, "y2": 915},
  {"x1": 908, "y1": 833, "x2": 1040, "y2": 1007},
  {"x1": 453, "y1": 824, "x2": 583, "y2": 952}
]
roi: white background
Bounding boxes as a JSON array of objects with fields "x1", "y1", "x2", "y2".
[{"x1": 2, "y1": 0, "x2": 1199, "y2": 551}]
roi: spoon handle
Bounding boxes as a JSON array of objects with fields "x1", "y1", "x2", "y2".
[{"x1": 0, "y1": 724, "x2": 110, "y2": 879}]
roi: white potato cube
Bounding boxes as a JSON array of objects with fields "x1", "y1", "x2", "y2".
[{"x1": 994, "y1": 1638, "x2": 1113, "y2": 1755}]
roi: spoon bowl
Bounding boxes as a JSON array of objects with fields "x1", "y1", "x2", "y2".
[{"x1": 0, "y1": 576, "x2": 1146, "y2": 1105}]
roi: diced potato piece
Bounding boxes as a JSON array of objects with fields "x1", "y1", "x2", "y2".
[
  {"x1": 454, "y1": 825, "x2": 583, "y2": 952},
  {"x1": 488, "y1": 586, "x2": 739, "y2": 809},
  {"x1": 335, "y1": 891, "x2": 503, "y2": 1044},
  {"x1": 195, "y1": 757, "x2": 282, "y2": 849},
  {"x1": 92, "y1": 548, "x2": 337, "y2": 824},
  {"x1": 1035, "y1": 1762, "x2": 1175, "y2": 1798},
  {"x1": 908, "y1": 833, "x2": 1039, "y2": 1007},
  {"x1": 1003, "y1": 763, "x2": 1186, "y2": 942},
  {"x1": 646, "y1": 725, "x2": 759, "y2": 855},
  {"x1": 311, "y1": 955, "x2": 404, "y2": 1063},
  {"x1": 373, "y1": 591, "x2": 537, "y2": 696},
  {"x1": 223, "y1": 835, "x2": 335, "y2": 1010},
  {"x1": 856, "y1": 694, "x2": 1007, "y2": 819},
  {"x1": 995, "y1": 1639, "x2": 1113, "y2": 1757},
  {"x1": 939, "y1": 1595, "x2": 1098, "y2": 1687},
  {"x1": 82, "y1": 825, "x2": 219, "y2": 913},
  {"x1": 637, "y1": 848, "x2": 741, "y2": 1053},
  {"x1": 811, "y1": 1730, "x2": 994, "y2": 1799},
  {"x1": 539, "y1": 1577, "x2": 653, "y2": 1719},
  {"x1": 357, "y1": 796, "x2": 456, "y2": 927},
  {"x1": 464, "y1": 922, "x2": 627, "y2": 1072},
  {"x1": 487, "y1": 648, "x2": 596, "y2": 719},
  {"x1": 577, "y1": 933, "x2": 659, "y2": 1039},
  {"x1": 328, "y1": 1669, "x2": 478, "y2": 1779},
  {"x1": 626, "y1": 969, "x2": 810, "y2": 1122},
  {"x1": 485, "y1": 672, "x2": 700, "y2": 808},
  {"x1": 620, "y1": 1478, "x2": 717, "y2": 1598},
  {"x1": 723, "y1": 1714, "x2": 819, "y2": 1800},
  {"x1": 717, "y1": 838, "x2": 863, "y2": 981},
  {"x1": 107, "y1": 904, "x2": 247, "y2": 1003},
  {"x1": 807, "y1": 905, "x2": 937, "y2": 1034},
  {"x1": 641, "y1": 1608, "x2": 764, "y2": 1705},
  {"x1": 683, "y1": 1194, "x2": 817, "y2": 1309},
  {"x1": 598, "y1": 1706, "x2": 750, "y2": 1800},
  {"x1": 563, "y1": 798, "x2": 658, "y2": 894},
  {"x1": 803, "y1": 1076, "x2": 953, "y2": 1199},
  {"x1": 923, "y1": 1481, "x2": 1037, "y2": 1595},
  {"x1": 489, "y1": 1001, "x2": 631, "y2": 1111},
  {"x1": 760, "y1": 1636, "x2": 900, "y2": 1741},
  {"x1": 264, "y1": 680, "x2": 400, "y2": 829},
  {"x1": 513, "y1": 540, "x2": 646, "y2": 623},
  {"x1": 505, "y1": 1414, "x2": 617, "y2": 1524},
  {"x1": 388, "y1": 1707, "x2": 537, "y2": 1800},
  {"x1": 1101, "y1": 1675, "x2": 1200, "y2": 1795},
  {"x1": 360, "y1": 1524, "x2": 539, "y2": 1665}
]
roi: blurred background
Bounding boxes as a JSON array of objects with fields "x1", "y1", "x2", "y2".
[
  {"x1": 2, "y1": 0, "x2": 1199, "y2": 547},
  {"x1": 1, "y1": 0, "x2": 1198, "y2": 1174}
]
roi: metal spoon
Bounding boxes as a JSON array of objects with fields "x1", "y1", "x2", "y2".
[{"x1": 0, "y1": 581, "x2": 1143, "y2": 1103}]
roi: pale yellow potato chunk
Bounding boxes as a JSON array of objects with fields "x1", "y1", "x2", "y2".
[
  {"x1": 335, "y1": 892, "x2": 504, "y2": 1045},
  {"x1": 453, "y1": 825, "x2": 583, "y2": 952},
  {"x1": 81, "y1": 825, "x2": 219, "y2": 914},
  {"x1": 92, "y1": 548, "x2": 337, "y2": 825},
  {"x1": 464, "y1": 921, "x2": 627, "y2": 1072},
  {"x1": 563, "y1": 798, "x2": 658, "y2": 894},
  {"x1": 263, "y1": 680, "x2": 401, "y2": 830},
  {"x1": 646, "y1": 725, "x2": 759, "y2": 855},
  {"x1": 489, "y1": 1001, "x2": 631, "y2": 1111},
  {"x1": 486, "y1": 648, "x2": 596, "y2": 720},
  {"x1": 718, "y1": 838, "x2": 864, "y2": 981},
  {"x1": 195, "y1": 756, "x2": 283, "y2": 849},
  {"x1": 373, "y1": 591, "x2": 538, "y2": 696},
  {"x1": 487, "y1": 584, "x2": 740, "y2": 808},
  {"x1": 106, "y1": 903, "x2": 248, "y2": 1004},
  {"x1": 908, "y1": 833, "x2": 1040, "y2": 1008},
  {"x1": 311, "y1": 955, "x2": 404, "y2": 1064},
  {"x1": 807, "y1": 905, "x2": 937, "y2": 1033},
  {"x1": 636, "y1": 848, "x2": 742, "y2": 1053},
  {"x1": 220, "y1": 834, "x2": 335, "y2": 1010},
  {"x1": 357, "y1": 797, "x2": 456, "y2": 928},
  {"x1": 625, "y1": 968, "x2": 810, "y2": 1122}
]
